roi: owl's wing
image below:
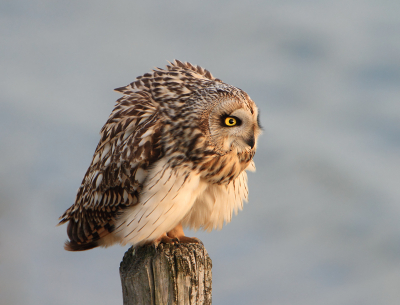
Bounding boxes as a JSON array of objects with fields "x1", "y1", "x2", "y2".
[{"x1": 58, "y1": 90, "x2": 162, "y2": 251}]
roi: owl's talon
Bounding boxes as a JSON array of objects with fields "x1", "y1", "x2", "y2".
[
  {"x1": 166, "y1": 223, "x2": 203, "y2": 245},
  {"x1": 153, "y1": 233, "x2": 179, "y2": 248},
  {"x1": 176, "y1": 236, "x2": 202, "y2": 244}
]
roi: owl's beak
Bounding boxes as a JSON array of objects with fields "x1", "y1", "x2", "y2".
[{"x1": 245, "y1": 134, "x2": 255, "y2": 149}]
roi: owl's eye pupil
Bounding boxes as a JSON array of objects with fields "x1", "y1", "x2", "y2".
[{"x1": 225, "y1": 117, "x2": 237, "y2": 126}]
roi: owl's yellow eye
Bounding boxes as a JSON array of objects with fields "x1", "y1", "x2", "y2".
[{"x1": 225, "y1": 117, "x2": 237, "y2": 126}]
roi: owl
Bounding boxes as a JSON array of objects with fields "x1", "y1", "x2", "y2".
[{"x1": 58, "y1": 60, "x2": 261, "y2": 251}]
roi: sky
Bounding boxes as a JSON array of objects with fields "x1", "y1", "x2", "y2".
[{"x1": 1, "y1": 1, "x2": 400, "y2": 304}]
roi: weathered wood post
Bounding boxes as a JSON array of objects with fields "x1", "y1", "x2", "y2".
[{"x1": 119, "y1": 243, "x2": 212, "y2": 305}]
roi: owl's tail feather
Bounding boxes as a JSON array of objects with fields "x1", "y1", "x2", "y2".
[
  {"x1": 64, "y1": 239, "x2": 98, "y2": 251},
  {"x1": 64, "y1": 219, "x2": 100, "y2": 251},
  {"x1": 63, "y1": 218, "x2": 114, "y2": 251}
]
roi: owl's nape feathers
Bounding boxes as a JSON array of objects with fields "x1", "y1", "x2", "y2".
[{"x1": 58, "y1": 60, "x2": 261, "y2": 251}]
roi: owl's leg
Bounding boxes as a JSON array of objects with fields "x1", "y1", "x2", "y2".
[
  {"x1": 152, "y1": 232, "x2": 178, "y2": 248},
  {"x1": 167, "y1": 223, "x2": 202, "y2": 244}
]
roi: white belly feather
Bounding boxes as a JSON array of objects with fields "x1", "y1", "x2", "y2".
[
  {"x1": 181, "y1": 169, "x2": 249, "y2": 232},
  {"x1": 115, "y1": 158, "x2": 254, "y2": 246},
  {"x1": 116, "y1": 157, "x2": 207, "y2": 246}
]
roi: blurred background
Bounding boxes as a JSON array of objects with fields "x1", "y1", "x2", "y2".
[{"x1": 1, "y1": 1, "x2": 400, "y2": 304}]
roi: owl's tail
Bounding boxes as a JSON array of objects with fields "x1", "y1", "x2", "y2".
[
  {"x1": 61, "y1": 217, "x2": 115, "y2": 251},
  {"x1": 64, "y1": 239, "x2": 98, "y2": 251},
  {"x1": 63, "y1": 219, "x2": 99, "y2": 251}
]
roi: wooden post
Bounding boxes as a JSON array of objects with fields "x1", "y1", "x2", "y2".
[{"x1": 119, "y1": 243, "x2": 212, "y2": 305}]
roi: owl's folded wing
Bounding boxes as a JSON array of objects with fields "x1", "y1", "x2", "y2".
[{"x1": 58, "y1": 90, "x2": 162, "y2": 251}]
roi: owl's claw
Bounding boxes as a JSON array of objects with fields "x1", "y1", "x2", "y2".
[
  {"x1": 152, "y1": 223, "x2": 203, "y2": 249},
  {"x1": 167, "y1": 223, "x2": 203, "y2": 245},
  {"x1": 153, "y1": 233, "x2": 178, "y2": 248},
  {"x1": 176, "y1": 236, "x2": 203, "y2": 245}
]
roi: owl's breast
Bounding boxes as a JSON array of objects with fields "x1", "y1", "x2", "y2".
[{"x1": 198, "y1": 149, "x2": 253, "y2": 185}]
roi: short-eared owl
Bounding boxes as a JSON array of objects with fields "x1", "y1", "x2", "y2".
[{"x1": 58, "y1": 60, "x2": 261, "y2": 251}]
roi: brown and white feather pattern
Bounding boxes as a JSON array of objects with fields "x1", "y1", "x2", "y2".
[{"x1": 59, "y1": 60, "x2": 261, "y2": 250}]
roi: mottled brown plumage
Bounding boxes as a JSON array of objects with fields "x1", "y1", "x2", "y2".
[{"x1": 58, "y1": 60, "x2": 261, "y2": 251}]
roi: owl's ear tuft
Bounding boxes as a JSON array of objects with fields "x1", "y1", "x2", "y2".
[{"x1": 114, "y1": 86, "x2": 131, "y2": 95}]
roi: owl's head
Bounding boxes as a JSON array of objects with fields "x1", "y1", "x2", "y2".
[
  {"x1": 114, "y1": 60, "x2": 261, "y2": 156},
  {"x1": 204, "y1": 89, "x2": 262, "y2": 155}
]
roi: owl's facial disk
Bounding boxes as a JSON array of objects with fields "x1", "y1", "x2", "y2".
[{"x1": 209, "y1": 103, "x2": 261, "y2": 154}]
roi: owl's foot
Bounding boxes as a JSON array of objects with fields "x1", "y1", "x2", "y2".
[
  {"x1": 152, "y1": 232, "x2": 178, "y2": 248},
  {"x1": 176, "y1": 236, "x2": 202, "y2": 244},
  {"x1": 167, "y1": 223, "x2": 203, "y2": 244}
]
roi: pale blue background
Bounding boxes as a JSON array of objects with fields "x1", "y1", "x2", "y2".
[{"x1": 1, "y1": 1, "x2": 400, "y2": 304}]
